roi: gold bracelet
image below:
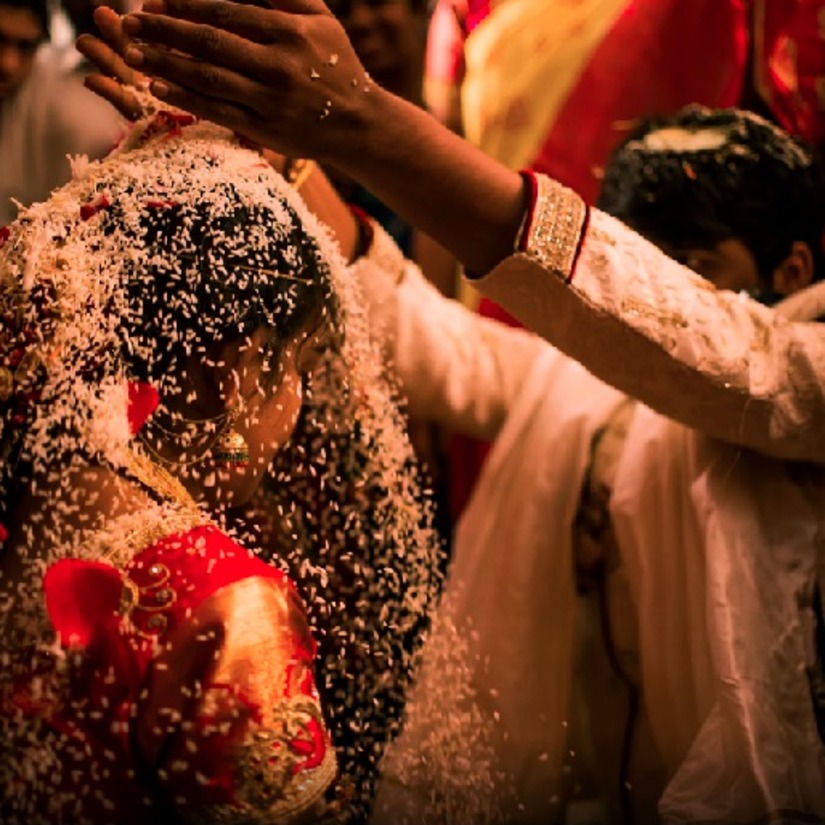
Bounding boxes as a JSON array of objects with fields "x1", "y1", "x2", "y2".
[{"x1": 284, "y1": 158, "x2": 316, "y2": 191}]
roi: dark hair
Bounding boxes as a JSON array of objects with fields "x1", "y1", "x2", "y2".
[
  {"x1": 109, "y1": 185, "x2": 333, "y2": 390},
  {"x1": 0, "y1": 0, "x2": 50, "y2": 38},
  {"x1": 598, "y1": 106, "x2": 825, "y2": 293}
]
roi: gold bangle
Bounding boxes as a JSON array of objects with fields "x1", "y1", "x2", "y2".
[{"x1": 284, "y1": 158, "x2": 316, "y2": 191}]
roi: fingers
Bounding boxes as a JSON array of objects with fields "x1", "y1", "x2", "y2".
[
  {"x1": 140, "y1": 0, "x2": 331, "y2": 20},
  {"x1": 76, "y1": 33, "x2": 138, "y2": 85},
  {"x1": 127, "y1": 0, "x2": 299, "y2": 43},
  {"x1": 84, "y1": 75, "x2": 145, "y2": 121},
  {"x1": 147, "y1": 77, "x2": 257, "y2": 137},
  {"x1": 126, "y1": 46, "x2": 275, "y2": 115},
  {"x1": 93, "y1": 5, "x2": 130, "y2": 53},
  {"x1": 259, "y1": 0, "x2": 330, "y2": 12},
  {"x1": 123, "y1": 13, "x2": 276, "y2": 79},
  {"x1": 79, "y1": 7, "x2": 148, "y2": 121}
]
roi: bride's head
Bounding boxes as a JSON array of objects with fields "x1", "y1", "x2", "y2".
[
  {"x1": 0, "y1": 113, "x2": 342, "y2": 508},
  {"x1": 0, "y1": 113, "x2": 446, "y2": 817}
]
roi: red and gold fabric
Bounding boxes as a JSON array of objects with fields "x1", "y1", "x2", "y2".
[
  {"x1": 8, "y1": 521, "x2": 337, "y2": 824},
  {"x1": 754, "y1": 0, "x2": 825, "y2": 149}
]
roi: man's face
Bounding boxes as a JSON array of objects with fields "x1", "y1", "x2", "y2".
[
  {"x1": 670, "y1": 239, "x2": 763, "y2": 295},
  {"x1": 0, "y1": 5, "x2": 44, "y2": 99}
]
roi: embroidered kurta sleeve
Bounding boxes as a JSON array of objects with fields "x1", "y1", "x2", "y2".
[
  {"x1": 473, "y1": 174, "x2": 825, "y2": 463},
  {"x1": 353, "y1": 222, "x2": 551, "y2": 440},
  {"x1": 135, "y1": 571, "x2": 337, "y2": 824}
]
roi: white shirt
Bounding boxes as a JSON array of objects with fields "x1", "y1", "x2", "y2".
[{"x1": 0, "y1": 42, "x2": 125, "y2": 225}]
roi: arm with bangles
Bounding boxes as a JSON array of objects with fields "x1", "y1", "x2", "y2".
[
  {"x1": 80, "y1": 0, "x2": 825, "y2": 461},
  {"x1": 80, "y1": 1, "x2": 526, "y2": 276}
]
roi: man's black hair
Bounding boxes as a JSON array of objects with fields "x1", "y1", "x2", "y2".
[{"x1": 598, "y1": 106, "x2": 825, "y2": 293}]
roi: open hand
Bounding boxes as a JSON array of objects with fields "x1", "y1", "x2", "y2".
[
  {"x1": 118, "y1": 0, "x2": 374, "y2": 161},
  {"x1": 76, "y1": 6, "x2": 149, "y2": 121}
]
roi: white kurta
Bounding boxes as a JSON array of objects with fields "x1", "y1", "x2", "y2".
[
  {"x1": 358, "y1": 204, "x2": 825, "y2": 824},
  {"x1": 479, "y1": 195, "x2": 825, "y2": 464}
]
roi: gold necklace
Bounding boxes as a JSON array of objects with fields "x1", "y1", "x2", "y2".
[
  {"x1": 137, "y1": 429, "x2": 211, "y2": 468},
  {"x1": 121, "y1": 447, "x2": 200, "y2": 512}
]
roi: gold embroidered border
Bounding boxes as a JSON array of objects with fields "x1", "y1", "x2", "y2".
[
  {"x1": 524, "y1": 174, "x2": 588, "y2": 279},
  {"x1": 96, "y1": 506, "x2": 206, "y2": 569},
  {"x1": 201, "y1": 695, "x2": 338, "y2": 823}
]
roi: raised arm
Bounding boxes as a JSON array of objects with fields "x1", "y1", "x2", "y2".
[
  {"x1": 483, "y1": 183, "x2": 825, "y2": 462},
  {"x1": 105, "y1": 0, "x2": 526, "y2": 275},
  {"x1": 90, "y1": 0, "x2": 825, "y2": 460}
]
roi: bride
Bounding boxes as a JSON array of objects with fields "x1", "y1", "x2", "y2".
[{"x1": 0, "y1": 104, "x2": 442, "y2": 824}]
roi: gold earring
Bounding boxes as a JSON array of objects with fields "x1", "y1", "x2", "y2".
[{"x1": 213, "y1": 412, "x2": 249, "y2": 470}]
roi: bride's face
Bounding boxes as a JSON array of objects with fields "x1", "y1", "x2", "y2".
[{"x1": 204, "y1": 323, "x2": 330, "y2": 507}]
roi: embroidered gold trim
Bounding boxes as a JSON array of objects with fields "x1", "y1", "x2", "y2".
[
  {"x1": 620, "y1": 297, "x2": 689, "y2": 329},
  {"x1": 524, "y1": 174, "x2": 588, "y2": 278},
  {"x1": 102, "y1": 507, "x2": 205, "y2": 639},
  {"x1": 202, "y1": 696, "x2": 338, "y2": 823},
  {"x1": 97, "y1": 507, "x2": 206, "y2": 569}
]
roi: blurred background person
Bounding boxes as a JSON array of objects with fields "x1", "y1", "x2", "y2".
[
  {"x1": 0, "y1": 0, "x2": 125, "y2": 225},
  {"x1": 0, "y1": 0, "x2": 45, "y2": 100},
  {"x1": 327, "y1": 0, "x2": 459, "y2": 298},
  {"x1": 325, "y1": 0, "x2": 427, "y2": 260}
]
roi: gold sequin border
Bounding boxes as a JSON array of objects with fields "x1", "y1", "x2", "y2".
[{"x1": 524, "y1": 174, "x2": 588, "y2": 280}]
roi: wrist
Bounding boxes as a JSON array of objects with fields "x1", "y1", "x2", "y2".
[
  {"x1": 515, "y1": 170, "x2": 538, "y2": 252},
  {"x1": 323, "y1": 86, "x2": 411, "y2": 177},
  {"x1": 283, "y1": 158, "x2": 316, "y2": 191}
]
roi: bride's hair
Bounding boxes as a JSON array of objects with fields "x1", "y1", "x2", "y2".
[{"x1": 115, "y1": 183, "x2": 333, "y2": 392}]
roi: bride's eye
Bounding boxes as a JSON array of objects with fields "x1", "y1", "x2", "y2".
[{"x1": 297, "y1": 326, "x2": 334, "y2": 377}]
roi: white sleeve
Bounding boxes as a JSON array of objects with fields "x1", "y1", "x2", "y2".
[
  {"x1": 473, "y1": 175, "x2": 825, "y2": 463},
  {"x1": 353, "y1": 222, "x2": 550, "y2": 440}
]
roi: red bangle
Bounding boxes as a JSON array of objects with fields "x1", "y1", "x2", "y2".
[
  {"x1": 516, "y1": 169, "x2": 538, "y2": 253},
  {"x1": 348, "y1": 204, "x2": 375, "y2": 261}
]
